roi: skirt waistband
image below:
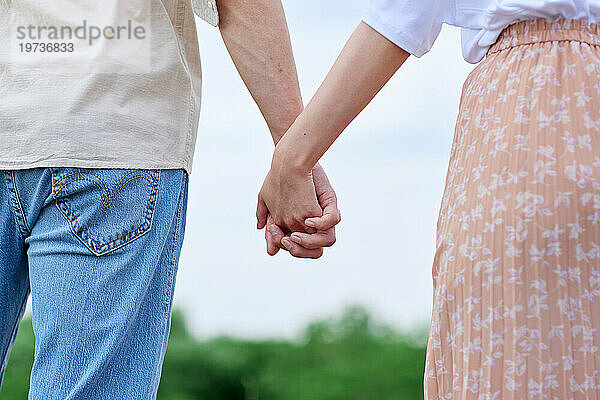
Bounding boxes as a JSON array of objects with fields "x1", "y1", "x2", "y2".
[{"x1": 487, "y1": 17, "x2": 600, "y2": 56}]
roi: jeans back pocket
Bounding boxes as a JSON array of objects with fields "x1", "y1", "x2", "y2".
[{"x1": 50, "y1": 167, "x2": 161, "y2": 256}]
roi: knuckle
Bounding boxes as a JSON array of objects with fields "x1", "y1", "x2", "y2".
[
  {"x1": 311, "y1": 249, "x2": 324, "y2": 259},
  {"x1": 335, "y1": 210, "x2": 342, "y2": 223},
  {"x1": 325, "y1": 236, "x2": 336, "y2": 247}
]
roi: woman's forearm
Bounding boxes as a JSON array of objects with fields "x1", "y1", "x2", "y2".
[{"x1": 274, "y1": 21, "x2": 410, "y2": 171}]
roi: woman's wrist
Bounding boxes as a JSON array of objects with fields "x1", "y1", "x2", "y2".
[{"x1": 271, "y1": 132, "x2": 316, "y2": 176}]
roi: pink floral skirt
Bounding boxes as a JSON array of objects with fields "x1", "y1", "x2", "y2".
[{"x1": 424, "y1": 17, "x2": 600, "y2": 399}]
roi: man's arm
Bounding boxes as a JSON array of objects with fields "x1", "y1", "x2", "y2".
[
  {"x1": 217, "y1": 0, "x2": 302, "y2": 144},
  {"x1": 216, "y1": 0, "x2": 340, "y2": 258}
]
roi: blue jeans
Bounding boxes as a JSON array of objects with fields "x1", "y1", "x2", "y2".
[{"x1": 0, "y1": 167, "x2": 189, "y2": 399}]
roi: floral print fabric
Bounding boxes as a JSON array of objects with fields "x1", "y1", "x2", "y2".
[{"x1": 424, "y1": 18, "x2": 600, "y2": 399}]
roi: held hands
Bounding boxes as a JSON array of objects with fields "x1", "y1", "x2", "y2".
[{"x1": 257, "y1": 162, "x2": 341, "y2": 259}]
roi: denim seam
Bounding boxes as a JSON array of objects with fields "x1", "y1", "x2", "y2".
[
  {"x1": 148, "y1": 171, "x2": 187, "y2": 400},
  {"x1": 166, "y1": 172, "x2": 186, "y2": 321},
  {"x1": 51, "y1": 169, "x2": 161, "y2": 256},
  {"x1": 0, "y1": 287, "x2": 30, "y2": 382},
  {"x1": 2, "y1": 170, "x2": 30, "y2": 238}
]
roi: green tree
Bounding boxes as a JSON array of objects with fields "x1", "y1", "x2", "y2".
[{"x1": 0, "y1": 306, "x2": 429, "y2": 400}]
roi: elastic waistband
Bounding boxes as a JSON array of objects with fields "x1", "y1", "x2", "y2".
[{"x1": 487, "y1": 17, "x2": 600, "y2": 55}]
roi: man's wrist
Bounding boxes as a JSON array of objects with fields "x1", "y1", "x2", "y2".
[
  {"x1": 268, "y1": 105, "x2": 304, "y2": 146},
  {"x1": 269, "y1": 128, "x2": 286, "y2": 146}
]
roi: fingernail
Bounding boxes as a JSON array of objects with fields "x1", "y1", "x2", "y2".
[
  {"x1": 290, "y1": 233, "x2": 302, "y2": 243},
  {"x1": 281, "y1": 238, "x2": 293, "y2": 250},
  {"x1": 305, "y1": 219, "x2": 316, "y2": 227}
]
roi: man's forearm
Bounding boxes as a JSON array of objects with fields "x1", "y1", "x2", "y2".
[{"x1": 217, "y1": 0, "x2": 303, "y2": 144}]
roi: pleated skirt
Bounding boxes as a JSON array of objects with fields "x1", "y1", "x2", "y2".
[{"x1": 424, "y1": 17, "x2": 600, "y2": 399}]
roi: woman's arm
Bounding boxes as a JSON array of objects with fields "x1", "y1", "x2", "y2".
[
  {"x1": 257, "y1": 21, "x2": 410, "y2": 233},
  {"x1": 275, "y1": 21, "x2": 410, "y2": 170}
]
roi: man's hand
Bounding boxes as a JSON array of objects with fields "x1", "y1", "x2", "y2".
[{"x1": 258, "y1": 163, "x2": 340, "y2": 259}]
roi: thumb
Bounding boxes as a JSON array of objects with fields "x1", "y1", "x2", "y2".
[{"x1": 256, "y1": 195, "x2": 268, "y2": 229}]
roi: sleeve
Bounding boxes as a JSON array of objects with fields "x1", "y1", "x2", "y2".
[
  {"x1": 191, "y1": 0, "x2": 219, "y2": 26},
  {"x1": 362, "y1": 0, "x2": 455, "y2": 58}
]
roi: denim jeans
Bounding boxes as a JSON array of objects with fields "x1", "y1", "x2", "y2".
[{"x1": 0, "y1": 167, "x2": 189, "y2": 399}]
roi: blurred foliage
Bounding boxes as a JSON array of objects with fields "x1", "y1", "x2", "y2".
[{"x1": 0, "y1": 306, "x2": 428, "y2": 399}]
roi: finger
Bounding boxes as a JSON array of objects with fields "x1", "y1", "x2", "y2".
[
  {"x1": 265, "y1": 229, "x2": 280, "y2": 256},
  {"x1": 256, "y1": 196, "x2": 268, "y2": 229},
  {"x1": 289, "y1": 230, "x2": 336, "y2": 250},
  {"x1": 310, "y1": 165, "x2": 340, "y2": 231},
  {"x1": 312, "y1": 165, "x2": 337, "y2": 209},
  {"x1": 281, "y1": 237, "x2": 324, "y2": 259},
  {"x1": 267, "y1": 217, "x2": 286, "y2": 249},
  {"x1": 305, "y1": 207, "x2": 341, "y2": 231}
]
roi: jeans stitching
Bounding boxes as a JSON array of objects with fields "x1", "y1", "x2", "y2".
[
  {"x1": 57, "y1": 188, "x2": 157, "y2": 254},
  {"x1": 53, "y1": 169, "x2": 159, "y2": 191},
  {"x1": 53, "y1": 169, "x2": 111, "y2": 192},
  {"x1": 53, "y1": 168, "x2": 159, "y2": 188},
  {"x1": 52, "y1": 170, "x2": 161, "y2": 255},
  {"x1": 2, "y1": 171, "x2": 30, "y2": 238},
  {"x1": 54, "y1": 175, "x2": 157, "y2": 214},
  {"x1": 53, "y1": 169, "x2": 159, "y2": 205}
]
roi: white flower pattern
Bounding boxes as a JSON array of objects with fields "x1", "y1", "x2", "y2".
[{"x1": 424, "y1": 18, "x2": 600, "y2": 399}]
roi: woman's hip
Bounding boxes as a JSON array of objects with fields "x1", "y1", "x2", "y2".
[{"x1": 434, "y1": 16, "x2": 600, "y2": 260}]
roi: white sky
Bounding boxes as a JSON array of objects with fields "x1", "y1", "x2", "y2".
[{"x1": 172, "y1": 0, "x2": 477, "y2": 340}]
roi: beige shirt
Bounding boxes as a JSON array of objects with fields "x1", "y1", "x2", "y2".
[{"x1": 0, "y1": 0, "x2": 219, "y2": 175}]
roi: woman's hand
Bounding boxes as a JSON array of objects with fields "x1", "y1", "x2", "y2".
[
  {"x1": 257, "y1": 149, "x2": 323, "y2": 236},
  {"x1": 260, "y1": 163, "x2": 341, "y2": 258}
]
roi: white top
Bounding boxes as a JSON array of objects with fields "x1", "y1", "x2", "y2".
[
  {"x1": 0, "y1": 0, "x2": 219, "y2": 176},
  {"x1": 362, "y1": 0, "x2": 600, "y2": 63}
]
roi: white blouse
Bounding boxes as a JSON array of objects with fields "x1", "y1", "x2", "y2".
[{"x1": 362, "y1": 0, "x2": 600, "y2": 63}]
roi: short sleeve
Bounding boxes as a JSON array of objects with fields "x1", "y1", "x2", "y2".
[
  {"x1": 191, "y1": 0, "x2": 219, "y2": 26},
  {"x1": 362, "y1": 0, "x2": 455, "y2": 57}
]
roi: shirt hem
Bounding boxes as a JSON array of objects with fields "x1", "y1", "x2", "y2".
[{"x1": 0, "y1": 158, "x2": 192, "y2": 176}]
